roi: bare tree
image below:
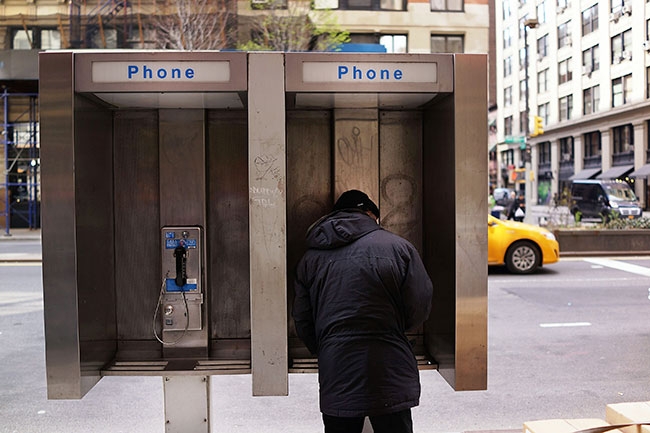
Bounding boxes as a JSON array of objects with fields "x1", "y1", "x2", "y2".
[
  {"x1": 239, "y1": 0, "x2": 349, "y2": 52},
  {"x1": 151, "y1": 0, "x2": 237, "y2": 50}
]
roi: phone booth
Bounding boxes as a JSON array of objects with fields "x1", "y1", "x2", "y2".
[
  {"x1": 282, "y1": 53, "x2": 488, "y2": 391},
  {"x1": 40, "y1": 51, "x2": 487, "y2": 432}
]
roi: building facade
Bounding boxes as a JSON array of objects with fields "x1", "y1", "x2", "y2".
[
  {"x1": 0, "y1": 0, "x2": 489, "y2": 231},
  {"x1": 496, "y1": 0, "x2": 650, "y2": 209}
]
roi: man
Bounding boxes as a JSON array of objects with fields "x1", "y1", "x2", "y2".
[{"x1": 293, "y1": 189, "x2": 434, "y2": 433}]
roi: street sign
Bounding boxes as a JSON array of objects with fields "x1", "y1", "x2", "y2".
[{"x1": 504, "y1": 136, "x2": 526, "y2": 144}]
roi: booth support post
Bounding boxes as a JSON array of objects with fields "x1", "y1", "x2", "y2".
[
  {"x1": 163, "y1": 376, "x2": 210, "y2": 433},
  {"x1": 248, "y1": 52, "x2": 289, "y2": 396}
]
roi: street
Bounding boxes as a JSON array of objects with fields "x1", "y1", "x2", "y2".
[{"x1": 1, "y1": 242, "x2": 650, "y2": 433}]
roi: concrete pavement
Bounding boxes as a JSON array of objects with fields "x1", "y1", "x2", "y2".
[
  {"x1": 0, "y1": 228, "x2": 42, "y2": 262},
  {"x1": 2, "y1": 228, "x2": 648, "y2": 433}
]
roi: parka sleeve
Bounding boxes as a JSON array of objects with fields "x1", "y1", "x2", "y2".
[
  {"x1": 401, "y1": 246, "x2": 434, "y2": 333},
  {"x1": 292, "y1": 265, "x2": 318, "y2": 355}
]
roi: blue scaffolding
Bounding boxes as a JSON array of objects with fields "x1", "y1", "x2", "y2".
[{"x1": 1, "y1": 89, "x2": 40, "y2": 235}]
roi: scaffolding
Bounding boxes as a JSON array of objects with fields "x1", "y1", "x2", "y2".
[{"x1": 1, "y1": 89, "x2": 40, "y2": 234}]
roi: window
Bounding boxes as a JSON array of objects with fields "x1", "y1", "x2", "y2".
[
  {"x1": 519, "y1": 79, "x2": 527, "y2": 103},
  {"x1": 504, "y1": 116, "x2": 513, "y2": 136},
  {"x1": 380, "y1": 35, "x2": 407, "y2": 53},
  {"x1": 501, "y1": 149, "x2": 514, "y2": 167},
  {"x1": 583, "y1": 85, "x2": 600, "y2": 114},
  {"x1": 519, "y1": 16, "x2": 529, "y2": 39},
  {"x1": 503, "y1": 0, "x2": 512, "y2": 19},
  {"x1": 537, "y1": 35, "x2": 549, "y2": 60},
  {"x1": 559, "y1": 94, "x2": 573, "y2": 121},
  {"x1": 612, "y1": 74, "x2": 632, "y2": 107},
  {"x1": 584, "y1": 131, "x2": 602, "y2": 158},
  {"x1": 537, "y1": 68, "x2": 548, "y2": 93},
  {"x1": 537, "y1": 0, "x2": 548, "y2": 24},
  {"x1": 582, "y1": 45, "x2": 599, "y2": 74},
  {"x1": 612, "y1": 124, "x2": 634, "y2": 155},
  {"x1": 538, "y1": 102, "x2": 550, "y2": 124},
  {"x1": 611, "y1": 29, "x2": 632, "y2": 64},
  {"x1": 12, "y1": 30, "x2": 32, "y2": 49},
  {"x1": 539, "y1": 141, "x2": 551, "y2": 164},
  {"x1": 611, "y1": 0, "x2": 624, "y2": 14},
  {"x1": 503, "y1": 26, "x2": 512, "y2": 49},
  {"x1": 519, "y1": 48, "x2": 527, "y2": 70},
  {"x1": 91, "y1": 28, "x2": 118, "y2": 49},
  {"x1": 504, "y1": 56, "x2": 513, "y2": 77},
  {"x1": 519, "y1": 111, "x2": 527, "y2": 134},
  {"x1": 430, "y1": 0, "x2": 463, "y2": 12},
  {"x1": 647, "y1": 67, "x2": 650, "y2": 99},
  {"x1": 11, "y1": 28, "x2": 61, "y2": 49},
  {"x1": 558, "y1": 21, "x2": 572, "y2": 48},
  {"x1": 557, "y1": 0, "x2": 569, "y2": 9},
  {"x1": 504, "y1": 86, "x2": 513, "y2": 106},
  {"x1": 41, "y1": 30, "x2": 61, "y2": 49},
  {"x1": 581, "y1": 4, "x2": 598, "y2": 36},
  {"x1": 560, "y1": 137, "x2": 574, "y2": 162},
  {"x1": 338, "y1": 0, "x2": 406, "y2": 10},
  {"x1": 431, "y1": 35, "x2": 463, "y2": 53},
  {"x1": 558, "y1": 58, "x2": 572, "y2": 84}
]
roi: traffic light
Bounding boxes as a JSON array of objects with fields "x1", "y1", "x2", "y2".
[{"x1": 531, "y1": 116, "x2": 544, "y2": 137}]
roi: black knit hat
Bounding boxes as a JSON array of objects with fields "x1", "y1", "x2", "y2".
[{"x1": 333, "y1": 190, "x2": 380, "y2": 219}]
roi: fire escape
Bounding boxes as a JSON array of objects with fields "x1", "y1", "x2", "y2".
[{"x1": 69, "y1": 0, "x2": 131, "y2": 49}]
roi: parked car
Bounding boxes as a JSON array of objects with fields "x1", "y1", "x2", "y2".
[
  {"x1": 488, "y1": 214, "x2": 560, "y2": 274},
  {"x1": 570, "y1": 179, "x2": 641, "y2": 222}
]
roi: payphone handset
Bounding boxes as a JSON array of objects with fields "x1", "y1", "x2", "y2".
[{"x1": 154, "y1": 226, "x2": 204, "y2": 345}]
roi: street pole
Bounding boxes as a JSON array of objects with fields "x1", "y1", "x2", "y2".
[{"x1": 524, "y1": 18, "x2": 538, "y2": 223}]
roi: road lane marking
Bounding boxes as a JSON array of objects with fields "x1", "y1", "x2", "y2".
[
  {"x1": 583, "y1": 258, "x2": 650, "y2": 277},
  {"x1": 539, "y1": 322, "x2": 592, "y2": 328}
]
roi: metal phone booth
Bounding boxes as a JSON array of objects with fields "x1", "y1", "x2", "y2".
[
  {"x1": 39, "y1": 50, "x2": 486, "y2": 432},
  {"x1": 39, "y1": 51, "x2": 260, "y2": 429},
  {"x1": 284, "y1": 53, "x2": 488, "y2": 391}
]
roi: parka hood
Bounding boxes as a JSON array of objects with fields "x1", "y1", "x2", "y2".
[{"x1": 306, "y1": 210, "x2": 382, "y2": 250}]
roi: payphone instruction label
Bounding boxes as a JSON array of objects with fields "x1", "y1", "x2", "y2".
[
  {"x1": 91, "y1": 61, "x2": 231, "y2": 83},
  {"x1": 302, "y1": 62, "x2": 437, "y2": 83}
]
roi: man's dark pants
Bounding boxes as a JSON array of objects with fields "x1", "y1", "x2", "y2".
[{"x1": 322, "y1": 409, "x2": 413, "y2": 433}]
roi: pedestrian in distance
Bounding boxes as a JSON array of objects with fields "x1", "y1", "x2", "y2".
[
  {"x1": 506, "y1": 191, "x2": 517, "y2": 220},
  {"x1": 292, "y1": 189, "x2": 434, "y2": 433},
  {"x1": 513, "y1": 193, "x2": 526, "y2": 222}
]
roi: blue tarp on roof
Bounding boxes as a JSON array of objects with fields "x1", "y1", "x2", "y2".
[{"x1": 337, "y1": 43, "x2": 387, "y2": 53}]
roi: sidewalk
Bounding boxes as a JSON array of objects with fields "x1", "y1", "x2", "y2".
[
  {"x1": 0, "y1": 228, "x2": 42, "y2": 241},
  {"x1": 0, "y1": 228, "x2": 42, "y2": 262}
]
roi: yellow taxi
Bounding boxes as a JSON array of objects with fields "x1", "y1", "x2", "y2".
[{"x1": 488, "y1": 214, "x2": 560, "y2": 274}]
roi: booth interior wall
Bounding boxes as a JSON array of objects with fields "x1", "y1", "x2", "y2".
[
  {"x1": 113, "y1": 109, "x2": 161, "y2": 355},
  {"x1": 285, "y1": 108, "x2": 435, "y2": 364},
  {"x1": 378, "y1": 111, "x2": 423, "y2": 253},
  {"x1": 73, "y1": 94, "x2": 118, "y2": 375},
  {"x1": 379, "y1": 110, "x2": 427, "y2": 355},
  {"x1": 286, "y1": 110, "x2": 332, "y2": 360},
  {"x1": 422, "y1": 94, "x2": 457, "y2": 384},
  {"x1": 206, "y1": 109, "x2": 252, "y2": 360},
  {"x1": 333, "y1": 109, "x2": 379, "y2": 200}
]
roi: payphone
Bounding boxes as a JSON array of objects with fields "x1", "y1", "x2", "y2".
[{"x1": 155, "y1": 226, "x2": 204, "y2": 344}]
